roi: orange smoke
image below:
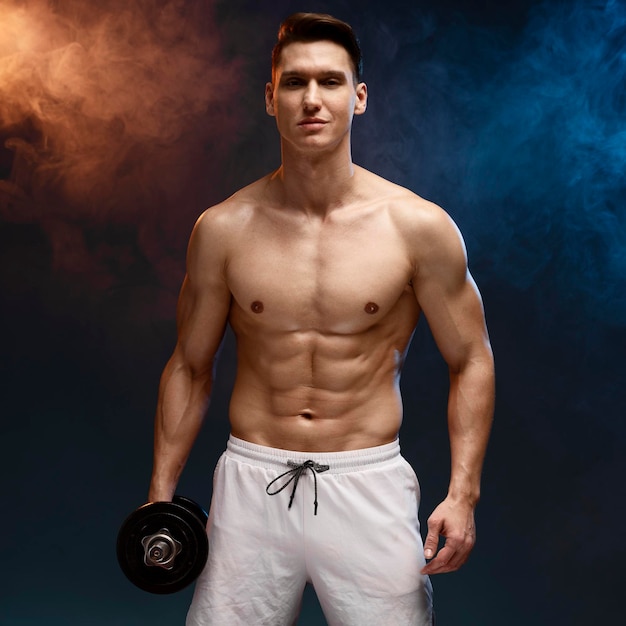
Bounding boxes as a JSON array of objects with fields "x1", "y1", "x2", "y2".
[{"x1": 0, "y1": 0, "x2": 241, "y2": 296}]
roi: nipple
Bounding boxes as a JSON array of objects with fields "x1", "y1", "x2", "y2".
[
  {"x1": 251, "y1": 301, "x2": 264, "y2": 314},
  {"x1": 364, "y1": 302, "x2": 379, "y2": 314}
]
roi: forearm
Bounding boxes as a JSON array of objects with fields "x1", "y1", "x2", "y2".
[
  {"x1": 446, "y1": 350, "x2": 495, "y2": 506},
  {"x1": 148, "y1": 353, "x2": 212, "y2": 501}
]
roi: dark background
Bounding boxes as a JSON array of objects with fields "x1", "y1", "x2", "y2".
[{"x1": 1, "y1": 0, "x2": 624, "y2": 624}]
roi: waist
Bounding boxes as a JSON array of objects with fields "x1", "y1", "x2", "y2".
[
  {"x1": 229, "y1": 381, "x2": 404, "y2": 449},
  {"x1": 226, "y1": 435, "x2": 401, "y2": 474}
]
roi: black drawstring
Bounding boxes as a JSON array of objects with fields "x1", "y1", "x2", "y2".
[{"x1": 266, "y1": 459, "x2": 330, "y2": 515}]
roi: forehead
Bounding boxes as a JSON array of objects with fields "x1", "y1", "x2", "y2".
[{"x1": 275, "y1": 40, "x2": 354, "y2": 78}]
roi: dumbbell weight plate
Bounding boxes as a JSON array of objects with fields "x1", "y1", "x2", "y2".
[
  {"x1": 172, "y1": 496, "x2": 208, "y2": 529},
  {"x1": 117, "y1": 497, "x2": 209, "y2": 594}
]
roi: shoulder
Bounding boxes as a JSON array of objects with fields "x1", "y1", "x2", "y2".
[
  {"x1": 355, "y1": 167, "x2": 464, "y2": 255},
  {"x1": 196, "y1": 177, "x2": 268, "y2": 232},
  {"x1": 187, "y1": 175, "x2": 271, "y2": 277},
  {"x1": 357, "y1": 169, "x2": 468, "y2": 280},
  {"x1": 191, "y1": 175, "x2": 273, "y2": 246},
  {"x1": 392, "y1": 195, "x2": 466, "y2": 264}
]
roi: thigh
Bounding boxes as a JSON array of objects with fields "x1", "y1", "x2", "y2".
[
  {"x1": 306, "y1": 457, "x2": 433, "y2": 626},
  {"x1": 186, "y1": 454, "x2": 307, "y2": 626}
]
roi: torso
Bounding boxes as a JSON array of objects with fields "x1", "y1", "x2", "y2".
[{"x1": 215, "y1": 167, "x2": 427, "y2": 451}]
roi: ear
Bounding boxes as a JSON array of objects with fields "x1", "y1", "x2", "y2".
[
  {"x1": 265, "y1": 82, "x2": 276, "y2": 116},
  {"x1": 354, "y1": 82, "x2": 368, "y2": 116}
]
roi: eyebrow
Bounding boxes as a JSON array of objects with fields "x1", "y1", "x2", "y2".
[{"x1": 279, "y1": 70, "x2": 348, "y2": 80}]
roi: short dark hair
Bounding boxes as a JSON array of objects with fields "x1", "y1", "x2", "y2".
[{"x1": 272, "y1": 13, "x2": 363, "y2": 83}]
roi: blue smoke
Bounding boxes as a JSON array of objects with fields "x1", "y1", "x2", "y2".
[
  {"x1": 465, "y1": 0, "x2": 626, "y2": 324},
  {"x1": 353, "y1": 0, "x2": 626, "y2": 326}
]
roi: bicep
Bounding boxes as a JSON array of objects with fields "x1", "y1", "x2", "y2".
[
  {"x1": 412, "y1": 217, "x2": 490, "y2": 370},
  {"x1": 174, "y1": 213, "x2": 232, "y2": 378},
  {"x1": 423, "y1": 274, "x2": 490, "y2": 372}
]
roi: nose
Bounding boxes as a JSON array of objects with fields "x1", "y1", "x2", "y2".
[{"x1": 302, "y1": 80, "x2": 321, "y2": 110}]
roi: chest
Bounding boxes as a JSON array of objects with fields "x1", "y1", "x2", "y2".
[{"x1": 226, "y1": 211, "x2": 414, "y2": 331}]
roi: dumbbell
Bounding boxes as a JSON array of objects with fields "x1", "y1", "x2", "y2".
[{"x1": 117, "y1": 495, "x2": 209, "y2": 594}]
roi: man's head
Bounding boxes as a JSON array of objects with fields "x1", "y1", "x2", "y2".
[{"x1": 271, "y1": 13, "x2": 363, "y2": 85}]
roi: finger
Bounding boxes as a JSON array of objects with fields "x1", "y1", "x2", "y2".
[
  {"x1": 421, "y1": 537, "x2": 474, "y2": 575},
  {"x1": 423, "y1": 521, "x2": 442, "y2": 561},
  {"x1": 421, "y1": 544, "x2": 456, "y2": 575}
]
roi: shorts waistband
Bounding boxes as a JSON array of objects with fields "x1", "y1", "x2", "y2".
[{"x1": 226, "y1": 435, "x2": 401, "y2": 474}]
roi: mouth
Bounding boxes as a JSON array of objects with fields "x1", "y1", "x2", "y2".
[{"x1": 298, "y1": 118, "x2": 327, "y2": 128}]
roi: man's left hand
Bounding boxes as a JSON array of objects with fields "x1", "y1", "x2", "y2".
[{"x1": 421, "y1": 497, "x2": 477, "y2": 575}]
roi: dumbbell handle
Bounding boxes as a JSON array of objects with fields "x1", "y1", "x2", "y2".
[{"x1": 141, "y1": 529, "x2": 182, "y2": 570}]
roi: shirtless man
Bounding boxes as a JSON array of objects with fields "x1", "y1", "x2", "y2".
[{"x1": 148, "y1": 13, "x2": 494, "y2": 626}]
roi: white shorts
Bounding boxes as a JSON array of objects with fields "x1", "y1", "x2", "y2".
[{"x1": 186, "y1": 436, "x2": 433, "y2": 626}]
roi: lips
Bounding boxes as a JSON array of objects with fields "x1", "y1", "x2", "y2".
[{"x1": 298, "y1": 118, "x2": 327, "y2": 127}]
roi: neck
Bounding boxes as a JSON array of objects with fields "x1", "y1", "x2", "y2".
[{"x1": 273, "y1": 141, "x2": 358, "y2": 216}]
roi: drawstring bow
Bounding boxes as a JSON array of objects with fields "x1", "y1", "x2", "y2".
[{"x1": 266, "y1": 459, "x2": 330, "y2": 515}]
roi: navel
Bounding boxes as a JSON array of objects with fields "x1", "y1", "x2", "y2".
[
  {"x1": 364, "y1": 302, "x2": 379, "y2": 314},
  {"x1": 251, "y1": 300, "x2": 264, "y2": 314}
]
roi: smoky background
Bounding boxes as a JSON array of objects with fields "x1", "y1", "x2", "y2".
[{"x1": 1, "y1": 0, "x2": 624, "y2": 624}]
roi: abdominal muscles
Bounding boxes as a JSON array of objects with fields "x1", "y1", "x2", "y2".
[{"x1": 228, "y1": 324, "x2": 409, "y2": 450}]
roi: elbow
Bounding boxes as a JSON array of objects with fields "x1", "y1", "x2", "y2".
[
  {"x1": 448, "y1": 348, "x2": 496, "y2": 396},
  {"x1": 455, "y1": 341, "x2": 494, "y2": 374},
  {"x1": 162, "y1": 352, "x2": 215, "y2": 398}
]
